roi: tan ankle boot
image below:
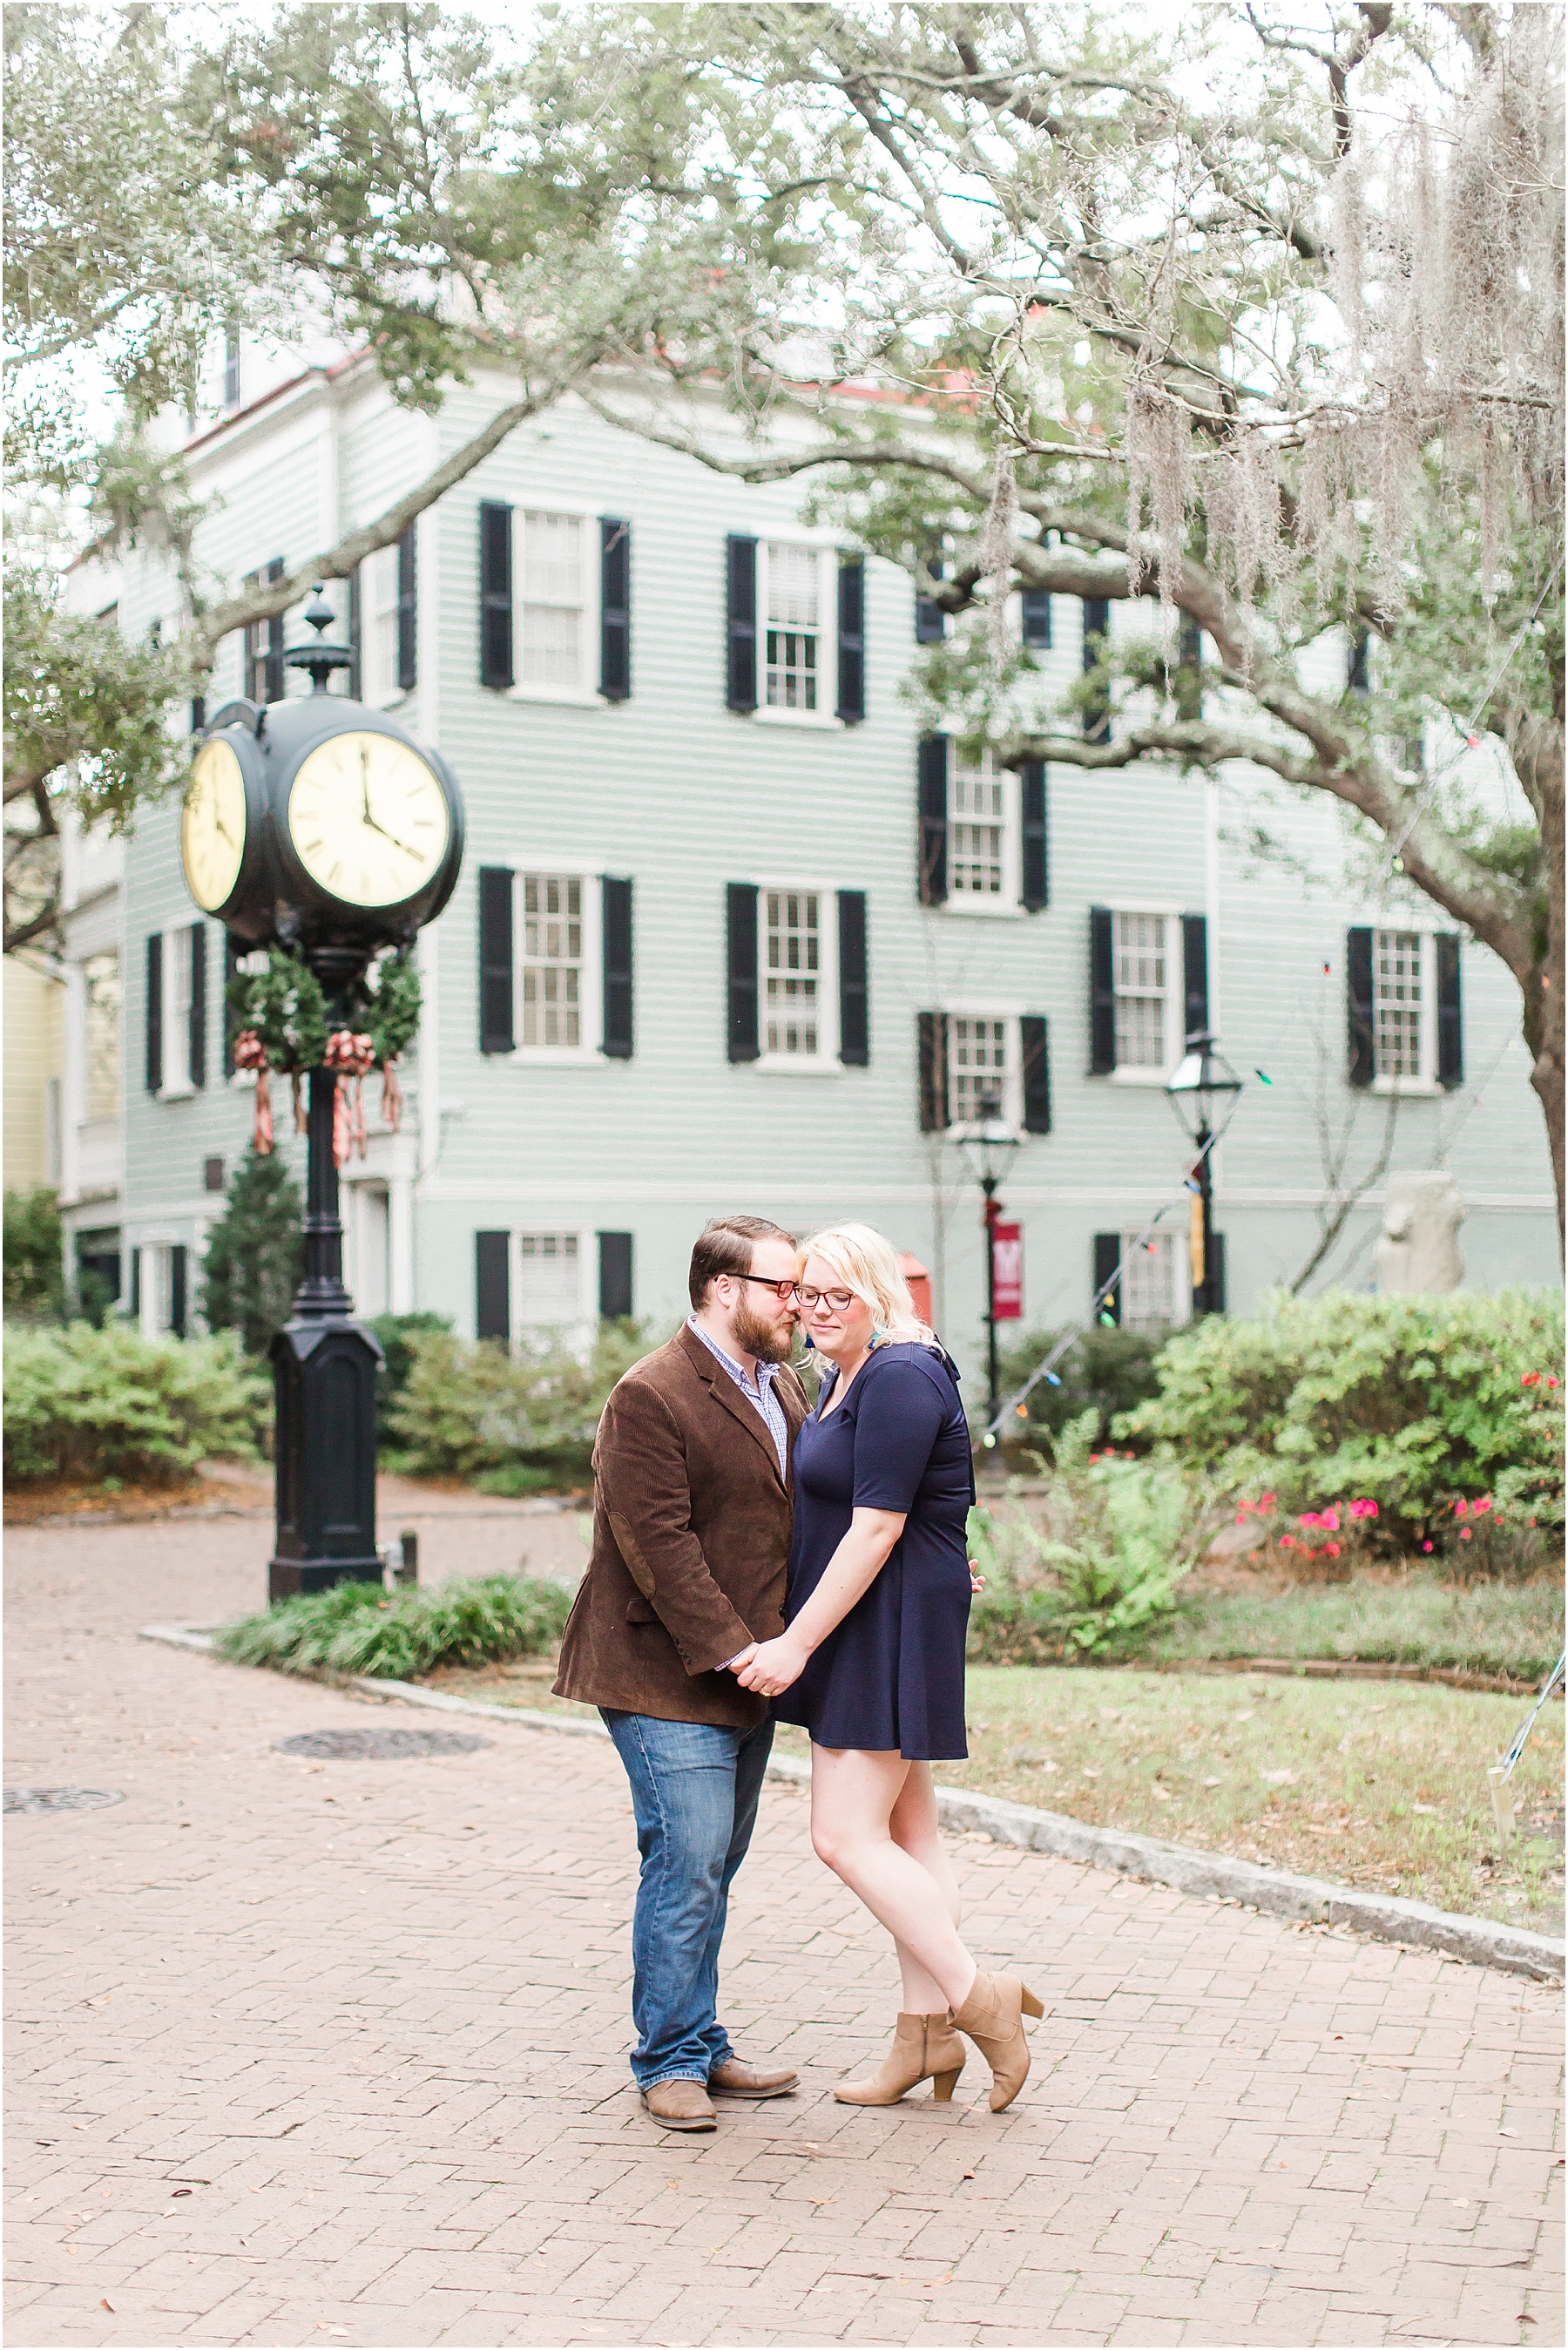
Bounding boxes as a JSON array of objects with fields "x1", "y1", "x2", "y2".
[
  {"x1": 833, "y1": 2012, "x2": 965, "y2": 2106},
  {"x1": 951, "y1": 1972, "x2": 1044, "y2": 2112}
]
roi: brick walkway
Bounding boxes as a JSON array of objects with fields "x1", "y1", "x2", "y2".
[{"x1": 6, "y1": 1514, "x2": 1563, "y2": 2349}]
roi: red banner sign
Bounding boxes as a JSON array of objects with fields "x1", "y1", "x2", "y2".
[{"x1": 991, "y1": 1222, "x2": 1024, "y2": 1320}]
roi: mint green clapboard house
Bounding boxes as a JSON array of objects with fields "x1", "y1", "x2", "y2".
[{"x1": 62, "y1": 334, "x2": 1559, "y2": 1372}]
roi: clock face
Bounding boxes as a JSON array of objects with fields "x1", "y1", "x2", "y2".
[
  {"x1": 181, "y1": 737, "x2": 247, "y2": 911},
  {"x1": 286, "y1": 730, "x2": 451, "y2": 909}
]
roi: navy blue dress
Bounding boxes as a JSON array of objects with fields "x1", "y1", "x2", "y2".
[{"x1": 774, "y1": 1343, "x2": 975, "y2": 1760}]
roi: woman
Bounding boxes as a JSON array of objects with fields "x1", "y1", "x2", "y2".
[{"x1": 734, "y1": 1223, "x2": 1042, "y2": 2112}]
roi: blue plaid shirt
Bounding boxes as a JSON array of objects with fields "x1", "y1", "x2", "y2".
[{"x1": 686, "y1": 1315, "x2": 789, "y2": 1479}]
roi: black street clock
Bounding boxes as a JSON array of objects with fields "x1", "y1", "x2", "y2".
[{"x1": 180, "y1": 593, "x2": 466, "y2": 1603}]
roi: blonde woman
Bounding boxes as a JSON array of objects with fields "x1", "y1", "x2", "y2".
[{"x1": 733, "y1": 1223, "x2": 1042, "y2": 2113}]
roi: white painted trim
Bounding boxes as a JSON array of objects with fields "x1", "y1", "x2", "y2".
[
  {"x1": 493, "y1": 862, "x2": 605, "y2": 1062},
  {"x1": 508, "y1": 503, "x2": 602, "y2": 707},
  {"x1": 755, "y1": 875, "x2": 839, "y2": 1070}
]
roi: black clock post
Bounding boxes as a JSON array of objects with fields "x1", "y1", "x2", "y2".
[{"x1": 183, "y1": 592, "x2": 464, "y2": 1607}]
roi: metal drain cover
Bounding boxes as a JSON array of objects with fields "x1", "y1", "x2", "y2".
[
  {"x1": 4, "y1": 1787, "x2": 124, "y2": 1814},
  {"x1": 274, "y1": 1727, "x2": 490, "y2": 1760}
]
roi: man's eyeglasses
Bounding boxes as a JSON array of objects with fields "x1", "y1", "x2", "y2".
[
  {"x1": 733, "y1": 1275, "x2": 859, "y2": 1312},
  {"x1": 734, "y1": 1274, "x2": 800, "y2": 1304}
]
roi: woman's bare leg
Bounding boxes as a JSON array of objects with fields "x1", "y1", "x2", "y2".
[
  {"x1": 888, "y1": 1762, "x2": 963, "y2": 2008},
  {"x1": 810, "y1": 1745, "x2": 977, "y2": 2013}
]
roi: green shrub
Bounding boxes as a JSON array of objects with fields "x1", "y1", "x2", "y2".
[
  {"x1": 967, "y1": 1411, "x2": 1208, "y2": 1661},
  {"x1": 215, "y1": 1571, "x2": 572, "y2": 1680},
  {"x1": 1118, "y1": 1288, "x2": 1565, "y2": 1548},
  {"x1": 199, "y1": 1148, "x2": 303, "y2": 1355},
  {"x1": 992, "y1": 1323, "x2": 1162, "y2": 1449},
  {"x1": 368, "y1": 1311, "x2": 453, "y2": 1424},
  {"x1": 4, "y1": 1322, "x2": 270, "y2": 1485},
  {"x1": 4, "y1": 1185, "x2": 64, "y2": 1320},
  {"x1": 384, "y1": 1319, "x2": 654, "y2": 1483}
]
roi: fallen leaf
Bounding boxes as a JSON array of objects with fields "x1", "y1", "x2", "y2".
[
  {"x1": 961, "y1": 2170, "x2": 975, "y2": 2180},
  {"x1": 100, "y1": 2299, "x2": 114, "y2": 2313},
  {"x1": 172, "y1": 2189, "x2": 193, "y2": 2198}
]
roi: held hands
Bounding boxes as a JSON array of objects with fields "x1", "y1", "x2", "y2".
[
  {"x1": 733, "y1": 1634, "x2": 810, "y2": 1697},
  {"x1": 969, "y1": 1558, "x2": 987, "y2": 1594}
]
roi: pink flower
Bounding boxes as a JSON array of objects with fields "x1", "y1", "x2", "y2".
[
  {"x1": 1474, "y1": 1496, "x2": 1491, "y2": 1515},
  {"x1": 1326, "y1": 1541, "x2": 1341, "y2": 1557},
  {"x1": 1522, "y1": 1372, "x2": 1541, "y2": 1387},
  {"x1": 1321, "y1": 1511, "x2": 1341, "y2": 1532},
  {"x1": 1348, "y1": 1498, "x2": 1379, "y2": 1520},
  {"x1": 1549, "y1": 1378, "x2": 1559, "y2": 1390},
  {"x1": 1459, "y1": 1527, "x2": 1472, "y2": 1541},
  {"x1": 1260, "y1": 1493, "x2": 1276, "y2": 1507},
  {"x1": 1280, "y1": 1536, "x2": 1296, "y2": 1551},
  {"x1": 1454, "y1": 1499, "x2": 1469, "y2": 1518},
  {"x1": 1423, "y1": 1541, "x2": 1434, "y2": 1553}
]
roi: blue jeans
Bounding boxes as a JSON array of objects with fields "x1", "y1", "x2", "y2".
[{"x1": 600, "y1": 1709, "x2": 774, "y2": 2090}]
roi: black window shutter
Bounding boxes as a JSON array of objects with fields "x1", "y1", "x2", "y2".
[
  {"x1": 915, "y1": 552, "x2": 947, "y2": 643},
  {"x1": 1021, "y1": 762, "x2": 1048, "y2": 911},
  {"x1": 145, "y1": 932, "x2": 163, "y2": 1094},
  {"x1": 1348, "y1": 623, "x2": 1370, "y2": 695},
  {"x1": 726, "y1": 883, "x2": 760, "y2": 1060},
  {"x1": 1089, "y1": 906, "x2": 1116, "y2": 1073},
  {"x1": 396, "y1": 524, "x2": 417, "y2": 691},
  {"x1": 1082, "y1": 594, "x2": 1111, "y2": 742},
  {"x1": 918, "y1": 735, "x2": 950, "y2": 905},
  {"x1": 1021, "y1": 589, "x2": 1051, "y2": 648},
  {"x1": 1021, "y1": 1015, "x2": 1051, "y2": 1134},
  {"x1": 189, "y1": 924, "x2": 206, "y2": 1090},
  {"x1": 348, "y1": 563, "x2": 362, "y2": 699},
  {"x1": 1347, "y1": 925, "x2": 1375, "y2": 1087},
  {"x1": 838, "y1": 891, "x2": 868, "y2": 1066},
  {"x1": 479, "y1": 501, "x2": 514, "y2": 688},
  {"x1": 598, "y1": 1230, "x2": 634, "y2": 1321},
  {"x1": 129, "y1": 1247, "x2": 142, "y2": 1320},
  {"x1": 917, "y1": 1011, "x2": 949, "y2": 1133},
  {"x1": 1181, "y1": 913, "x2": 1209, "y2": 1045},
  {"x1": 475, "y1": 1231, "x2": 510, "y2": 1344},
  {"x1": 477, "y1": 867, "x2": 515, "y2": 1054},
  {"x1": 1436, "y1": 932, "x2": 1463, "y2": 1088},
  {"x1": 1178, "y1": 619, "x2": 1203, "y2": 717},
  {"x1": 264, "y1": 557, "x2": 286, "y2": 703},
  {"x1": 222, "y1": 932, "x2": 239, "y2": 1078},
  {"x1": 601, "y1": 875, "x2": 633, "y2": 1059},
  {"x1": 170, "y1": 1245, "x2": 187, "y2": 1338},
  {"x1": 726, "y1": 535, "x2": 758, "y2": 712},
  {"x1": 836, "y1": 555, "x2": 865, "y2": 722},
  {"x1": 600, "y1": 518, "x2": 631, "y2": 701},
  {"x1": 190, "y1": 695, "x2": 206, "y2": 735},
  {"x1": 1210, "y1": 1231, "x2": 1227, "y2": 1315},
  {"x1": 1093, "y1": 1232, "x2": 1122, "y2": 1324}
]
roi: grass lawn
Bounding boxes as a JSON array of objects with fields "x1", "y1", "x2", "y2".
[
  {"x1": 1146, "y1": 1569, "x2": 1565, "y2": 1685},
  {"x1": 426, "y1": 1656, "x2": 1564, "y2": 1940}
]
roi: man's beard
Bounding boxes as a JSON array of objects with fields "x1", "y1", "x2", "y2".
[{"x1": 733, "y1": 1300, "x2": 794, "y2": 1365}]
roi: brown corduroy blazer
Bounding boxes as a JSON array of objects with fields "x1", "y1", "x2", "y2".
[{"x1": 552, "y1": 1324, "x2": 810, "y2": 1728}]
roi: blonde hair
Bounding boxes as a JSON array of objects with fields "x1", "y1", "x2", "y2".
[{"x1": 799, "y1": 1222, "x2": 931, "y2": 1344}]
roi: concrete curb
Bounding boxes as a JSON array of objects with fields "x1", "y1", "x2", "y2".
[{"x1": 141, "y1": 1622, "x2": 1565, "y2": 1983}]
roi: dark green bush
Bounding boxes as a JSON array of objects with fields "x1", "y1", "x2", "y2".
[
  {"x1": 993, "y1": 1323, "x2": 1162, "y2": 1450},
  {"x1": 4, "y1": 1322, "x2": 270, "y2": 1485},
  {"x1": 368, "y1": 1311, "x2": 453, "y2": 1423},
  {"x1": 1118, "y1": 1287, "x2": 1564, "y2": 1548},
  {"x1": 199, "y1": 1148, "x2": 303, "y2": 1355},
  {"x1": 384, "y1": 1319, "x2": 653, "y2": 1484},
  {"x1": 4, "y1": 1185, "x2": 64, "y2": 1320},
  {"x1": 215, "y1": 1572, "x2": 572, "y2": 1680}
]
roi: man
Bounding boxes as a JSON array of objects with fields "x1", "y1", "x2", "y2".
[{"x1": 553, "y1": 1214, "x2": 809, "y2": 2131}]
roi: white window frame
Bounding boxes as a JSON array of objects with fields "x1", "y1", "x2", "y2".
[
  {"x1": 505, "y1": 863, "x2": 604, "y2": 1067},
  {"x1": 512, "y1": 1226, "x2": 595, "y2": 1344},
  {"x1": 159, "y1": 925, "x2": 196, "y2": 1100},
  {"x1": 359, "y1": 542, "x2": 409, "y2": 708},
  {"x1": 82, "y1": 948, "x2": 121, "y2": 1125},
  {"x1": 944, "y1": 747, "x2": 1023, "y2": 918},
  {"x1": 942, "y1": 1001, "x2": 1024, "y2": 1135},
  {"x1": 1118, "y1": 1225, "x2": 1192, "y2": 1335},
  {"x1": 755, "y1": 877, "x2": 841, "y2": 1073},
  {"x1": 508, "y1": 502, "x2": 601, "y2": 708},
  {"x1": 138, "y1": 1237, "x2": 178, "y2": 1338},
  {"x1": 1107, "y1": 901, "x2": 1185, "y2": 1088},
  {"x1": 753, "y1": 534, "x2": 842, "y2": 731},
  {"x1": 1370, "y1": 923, "x2": 1442, "y2": 1097}
]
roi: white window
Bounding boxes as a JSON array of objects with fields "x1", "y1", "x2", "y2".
[
  {"x1": 518, "y1": 511, "x2": 589, "y2": 693},
  {"x1": 517, "y1": 1231, "x2": 582, "y2": 1330},
  {"x1": 1119, "y1": 1229, "x2": 1185, "y2": 1334},
  {"x1": 755, "y1": 540, "x2": 839, "y2": 727},
  {"x1": 1374, "y1": 928, "x2": 1425, "y2": 1081},
  {"x1": 522, "y1": 873, "x2": 584, "y2": 1049},
  {"x1": 163, "y1": 927, "x2": 194, "y2": 1094},
  {"x1": 950, "y1": 1014, "x2": 1011, "y2": 1128},
  {"x1": 1113, "y1": 911, "x2": 1169, "y2": 1070},
  {"x1": 83, "y1": 950, "x2": 120, "y2": 1122},
  {"x1": 949, "y1": 750, "x2": 1017, "y2": 904},
  {"x1": 756, "y1": 881, "x2": 839, "y2": 1069},
  {"x1": 360, "y1": 544, "x2": 403, "y2": 704}
]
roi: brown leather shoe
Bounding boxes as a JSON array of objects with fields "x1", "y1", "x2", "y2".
[
  {"x1": 640, "y1": 2078, "x2": 717, "y2": 2130},
  {"x1": 708, "y1": 2055, "x2": 798, "y2": 2099}
]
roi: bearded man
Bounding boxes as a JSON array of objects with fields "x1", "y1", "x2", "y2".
[{"x1": 552, "y1": 1215, "x2": 809, "y2": 2130}]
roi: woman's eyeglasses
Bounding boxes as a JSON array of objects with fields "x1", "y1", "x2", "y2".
[{"x1": 734, "y1": 1276, "x2": 857, "y2": 1312}]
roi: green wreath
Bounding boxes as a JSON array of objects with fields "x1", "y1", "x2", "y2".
[
  {"x1": 226, "y1": 949, "x2": 329, "y2": 1072},
  {"x1": 357, "y1": 952, "x2": 422, "y2": 1064}
]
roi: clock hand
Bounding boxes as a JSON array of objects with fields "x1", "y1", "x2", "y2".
[
  {"x1": 361, "y1": 744, "x2": 372, "y2": 823},
  {"x1": 361, "y1": 808, "x2": 422, "y2": 858}
]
